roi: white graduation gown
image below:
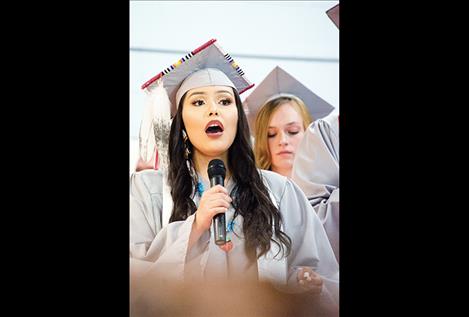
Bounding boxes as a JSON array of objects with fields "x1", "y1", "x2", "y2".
[{"x1": 130, "y1": 168, "x2": 339, "y2": 312}]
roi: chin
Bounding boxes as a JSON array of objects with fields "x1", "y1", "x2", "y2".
[
  {"x1": 200, "y1": 147, "x2": 230, "y2": 158},
  {"x1": 273, "y1": 163, "x2": 293, "y2": 172}
]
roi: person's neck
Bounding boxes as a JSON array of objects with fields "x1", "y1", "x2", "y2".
[
  {"x1": 271, "y1": 166, "x2": 292, "y2": 178},
  {"x1": 193, "y1": 150, "x2": 230, "y2": 183}
]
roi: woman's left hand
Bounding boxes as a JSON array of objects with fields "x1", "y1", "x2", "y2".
[{"x1": 296, "y1": 266, "x2": 323, "y2": 295}]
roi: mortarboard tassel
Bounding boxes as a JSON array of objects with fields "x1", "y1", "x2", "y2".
[
  {"x1": 149, "y1": 79, "x2": 172, "y2": 172},
  {"x1": 139, "y1": 79, "x2": 172, "y2": 172},
  {"x1": 142, "y1": 79, "x2": 173, "y2": 225},
  {"x1": 139, "y1": 87, "x2": 157, "y2": 165}
]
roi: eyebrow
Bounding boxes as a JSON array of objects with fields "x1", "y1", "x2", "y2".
[
  {"x1": 216, "y1": 90, "x2": 234, "y2": 95},
  {"x1": 187, "y1": 90, "x2": 233, "y2": 98},
  {"x1": 268, "y1": 121, "x2": 302, "y2": 128}
]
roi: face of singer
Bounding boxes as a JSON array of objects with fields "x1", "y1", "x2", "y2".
[
  {"x1": 267, "y1": 103, "x2": 306, "y2": 177},
  {"x1": 182, "y1": 85, "x2": 238, "y2": 159}
]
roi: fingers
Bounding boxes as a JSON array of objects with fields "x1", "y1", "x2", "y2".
[
  {"x1": 211, "y1": 207, "x2": 228, "y2": 215},
  {"x1": 206, "y1": 185, "x2": 229, "y2": 195},
  {"x1": 201, "y1": 193, "x2": 231, "y2": 209},
  {"x1": 297, "y1": 267, "x2": 323, "y2": 293},
  {"x1": 301, "y1": 270, "x2": 322, "y2": 285},
  {"x1": 195, "y1": 185, "x2": 232, "y2": 230},
  {"x1": 194, "y1": 206, "x2": 228, "y2": 231},
  {"x1": 197, "y1": 194, "x2": 231, "y2": 219},
  {"x1": 201, "y1": 188, "x2": 232, "y2": 208},
  {"x1": 206, "y1": 192, "x2": 232, "y2": 202}
]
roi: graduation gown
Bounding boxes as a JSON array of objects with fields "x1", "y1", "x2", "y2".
[
  {"x1": 130, "y1": 168, "x2": 339, "y2": 312},
  {"x1": 291, "y1": 113, "x2": 340, "y2": 262}
]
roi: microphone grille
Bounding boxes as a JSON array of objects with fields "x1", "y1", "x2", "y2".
[{"x1": 207, "y1": 159, "x2": 226, "y2": 179}]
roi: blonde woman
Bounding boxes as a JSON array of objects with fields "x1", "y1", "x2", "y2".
[{"x1": 243, "y1": 66, "x2": 334, "y2": 178}]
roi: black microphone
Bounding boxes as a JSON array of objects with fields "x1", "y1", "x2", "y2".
[{"x1": 207, "y1": 159, "x2": 227, "y2": 245}]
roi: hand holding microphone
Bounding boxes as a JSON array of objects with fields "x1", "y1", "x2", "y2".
[
  {"x1": 207, "y1": 159, "x2": 228, "y2": 245},
  {"x1": 193, "y1": 159, "x2": 231, "y2": 245}
]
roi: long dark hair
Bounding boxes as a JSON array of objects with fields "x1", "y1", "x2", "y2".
[{"x1": 168, "y1": 87, "x2": 291, "y2": 258}]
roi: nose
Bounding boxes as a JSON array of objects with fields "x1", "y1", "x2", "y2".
[
  {"x1": 278, "y1": 131, "x2": 289, "y2": 146},
  {"x1": 207, "y1": 100, "x2": 219, "y2": 116}
]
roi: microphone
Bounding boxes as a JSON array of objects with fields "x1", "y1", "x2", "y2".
[{"x1": 207, "y1": 159, "x2": 226, "y2": 245}]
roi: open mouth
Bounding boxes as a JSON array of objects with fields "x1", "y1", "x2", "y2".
[{"x1": 205, "y1": 120, "x2": 224, "y2": 135}]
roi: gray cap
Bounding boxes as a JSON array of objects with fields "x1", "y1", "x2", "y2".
[{"x1": 242, "y1": 66, "x2": 335, "y2": 133}]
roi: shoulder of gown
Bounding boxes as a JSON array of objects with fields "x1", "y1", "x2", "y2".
[
  {"x1": 130, "y1": 169, "x2": 163, "y2": 196},
  {"x1": 258, "y1": 169, "x2": 288, "y2": 204},
  {"x1": 291, "y1": 113, "x2": 339, "y2": 205}
]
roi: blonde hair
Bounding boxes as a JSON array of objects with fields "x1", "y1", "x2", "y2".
[{"x1": 254, "y1": 96, "x2": 313, "y2": 170}]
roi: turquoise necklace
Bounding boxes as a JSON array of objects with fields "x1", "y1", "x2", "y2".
[{"x1": 196, "y1": 180, "x2": 235, "y2": 241}]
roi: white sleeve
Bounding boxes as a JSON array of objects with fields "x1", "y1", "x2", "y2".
[
  {"x1": 280, "y1": 179, "x2": 339, "y2": 308},
  {"x1": 129, "y1": 170, "x2": 163, "y2": 259}
]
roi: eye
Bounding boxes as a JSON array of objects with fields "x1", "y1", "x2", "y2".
[
  {"x1": 191, "y1": 99, "x2": 205, "y2": 106},
  {"x1": 219, "y1": 98, "x2": 232, "y2": 106},
  {"x1": 288, "y1": 130, "x2": 300, "y2": 135},
  {"x1": 267, "y1": 133, "x2": 276, "y2": 138}
]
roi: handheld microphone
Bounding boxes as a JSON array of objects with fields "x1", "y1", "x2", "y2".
[{"x1": 207, "y1": 159, "x2": 226, "y2": 245}]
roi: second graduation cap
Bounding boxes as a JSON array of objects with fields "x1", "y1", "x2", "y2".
[
  {"x1": 326, "y1": 3, "x2": 339, "y2": 29},
  {"x1": 242, "y1": 66, "x2": 335, "y2": 133}
]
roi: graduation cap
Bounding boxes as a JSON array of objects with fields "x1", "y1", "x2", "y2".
[
  {"x1": 242, "y1": 66, "x2": 335, "y2": 133},
  {"x1": 141, "y1": 38, "x2": 254, "y2": 117},
  {"x1": 326, "y1": 3, "x2": 339, "y2": 28}
]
